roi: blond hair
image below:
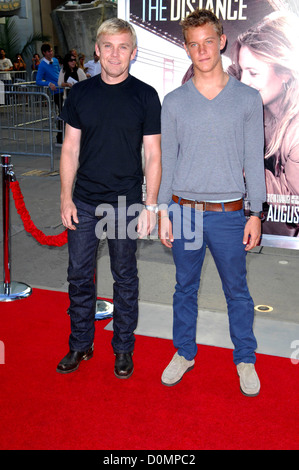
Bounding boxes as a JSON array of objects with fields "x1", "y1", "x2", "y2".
[
  {"x1": 180, "y1": 8, "x2": 223, "y2": 42},
  {"x1": 96, "y1": 18, "x2": 137, "y2": 50}
]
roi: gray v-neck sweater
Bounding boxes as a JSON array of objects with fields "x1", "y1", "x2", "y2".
[{"x1": 158, "y1": 76, "x2": 266, "y2": 212}]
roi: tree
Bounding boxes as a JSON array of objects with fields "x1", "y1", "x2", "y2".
[{"x1": 0, "y1": 16, "x2": 50, "y2": 61}]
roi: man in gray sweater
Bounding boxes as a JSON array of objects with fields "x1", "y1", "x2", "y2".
[{"x1": 158, "y1": 9, "x2": 266, "y2": 397}]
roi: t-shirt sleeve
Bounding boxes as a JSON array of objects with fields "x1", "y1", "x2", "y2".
[
  {"x1": 143, "y1": 88, "x2": 161, "y2": 136},
  {"x1": 60, "y1": 88, "x2": 82, "y2": 129}
]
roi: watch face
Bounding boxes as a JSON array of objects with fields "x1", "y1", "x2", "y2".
[
  {"x1": 250, "y1": 211, "x2": 263, "y2": 219},
  {"x1": 145, "y1": 205, "x2": 158, "y2": 213}
]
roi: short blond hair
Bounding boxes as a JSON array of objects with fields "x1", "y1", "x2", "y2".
[
  {"x1": 180, "y1": 8, "x2": 223, "y2": 42},
  {"x1": 96, "y1": 18, "x2": 137, "y2": 50}
]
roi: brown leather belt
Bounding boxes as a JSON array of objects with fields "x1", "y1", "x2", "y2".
[{"x1": 172, "y1": 195, "x2": 243, "y2": 212}]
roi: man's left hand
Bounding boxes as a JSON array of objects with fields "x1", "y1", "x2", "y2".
[{"x1": 243, "y1": 216, "x2": 261, "y2": 251}]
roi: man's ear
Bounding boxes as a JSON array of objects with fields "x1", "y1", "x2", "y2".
[
  {"x1": 131, "y1": 46, "x2": 137, "y2": 61},
  {"x1": 220, "y1": 34, "x2": 227, "y2": 52}
]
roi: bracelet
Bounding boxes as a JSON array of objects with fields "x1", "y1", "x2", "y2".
[
  {"x1": 158, "y1": 215, "x2": 169, "y2": 220},
  {"x1": 145, "y1": 204, "x2": 158, "y2": 214}
]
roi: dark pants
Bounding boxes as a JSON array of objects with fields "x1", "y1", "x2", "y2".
[{"x1": 67, "y1": 198, "x2": 139, "y2": 353}]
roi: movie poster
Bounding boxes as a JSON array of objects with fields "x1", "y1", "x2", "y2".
[{"x1": 119, "y1": 0, "x2": 299, "y2": 249}]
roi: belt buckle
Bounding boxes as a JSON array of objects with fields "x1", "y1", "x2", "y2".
[{"x1": 195, "y1": 201, "x2": 205, "y2": 211}]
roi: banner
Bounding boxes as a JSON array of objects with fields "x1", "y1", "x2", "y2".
[
  {"x1": 120, "y1": 0, "x2": 299, "y2": 249},
  {"x1": 0, "y1": 0, "x2": 21, "y2": 15}
]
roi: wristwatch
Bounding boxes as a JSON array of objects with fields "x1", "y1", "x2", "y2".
[
  {"x1": 145, "y1": 204, "x2": 158, "y2": 214},
  {"x1": 249, "y1": 210, "x2": 264, "y2": 220}
]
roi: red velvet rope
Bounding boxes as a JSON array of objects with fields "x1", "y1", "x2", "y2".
[{"x1": 10, "y1": 181, "x2": 68, "y2": 247}]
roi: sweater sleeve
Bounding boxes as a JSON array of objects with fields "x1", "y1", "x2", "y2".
[
  {"x1": 36, "y1": 61, "x2": 49, "y2": 87},
  {"x1": 243, "y1": 92, "x2": 267, "y2": 212},
  {"x1": 158, "y1": 96, "x2": 178, "y2": 206}
]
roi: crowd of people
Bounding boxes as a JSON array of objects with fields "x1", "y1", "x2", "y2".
[
  {"x1": 35, "y1": 45, "x2": 102, "y2": 99},
  {"x1": 0, "y1": 45, "x2": 101, "y2": 82},
  {"x1": 0, "y1": 49, "x2": 38, "y2": 78}
]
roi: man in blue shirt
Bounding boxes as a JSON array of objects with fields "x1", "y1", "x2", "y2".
[{"x1": 36, "y1": 43, "x2": 63, "y2": 144}]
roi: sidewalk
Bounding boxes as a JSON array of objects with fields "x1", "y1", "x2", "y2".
[{"x1": 1, "y1": 151, "x2": 299, "y2": 359}]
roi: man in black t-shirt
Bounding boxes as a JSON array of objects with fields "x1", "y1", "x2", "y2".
[{"x1": 56, "y1": 18, "x2": 161, "y2": 378}]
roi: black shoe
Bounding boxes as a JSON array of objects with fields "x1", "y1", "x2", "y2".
[
  {"x1": 56, "y1": 345, "x2": 94, "y2": 374},
  {"x1": 114, "y1": 352, "x2": 134, "y2": 379}
]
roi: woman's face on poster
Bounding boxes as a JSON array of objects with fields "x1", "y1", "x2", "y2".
[{"x1": 238, "y1": 45, "x2": 287, "y2": 110}]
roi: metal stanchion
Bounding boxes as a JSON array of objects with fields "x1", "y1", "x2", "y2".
[
  {"x1": 0, "y1": 155, "x2": 32, "y2": 301},
  {"x1": 94, "y1": 263, "x2": 113, "y2": 320},
  {"x1": 95, "y1": 299, "x2": 113, "y2": 320}
]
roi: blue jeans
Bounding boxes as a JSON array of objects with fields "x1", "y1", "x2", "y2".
[
  {"x1": 169, "y1": 200, "x2": 257, "y2": 365},
  {"x1": 67, "y1": 198, "x2": 139, "y2": 353}
]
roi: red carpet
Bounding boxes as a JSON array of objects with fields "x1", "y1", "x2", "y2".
[{"x1": 0, "y1": 288, "x2": 298, "y2": 450}]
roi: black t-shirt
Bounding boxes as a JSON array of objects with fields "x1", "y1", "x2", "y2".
[{"x1": 60, "y1": 74, "x2": 161, "y2": 206}]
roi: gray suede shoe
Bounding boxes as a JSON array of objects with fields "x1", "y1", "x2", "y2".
[
  {"x1": 161, "y1": 352, "x2": 195, "y2": 386},
  {"x1": 237, "y1": 362, "x2": 260, "y2": 397}
]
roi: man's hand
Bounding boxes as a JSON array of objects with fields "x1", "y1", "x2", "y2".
[
  {"x1": 61, "y1": 198, "x2": 78, "y2": 230},
  {"x1": 137, "y1": 208, "x2": 157, "y2": 238},
  {"x1": 158, "y1": 211, "x2": 174, "y2": 248},
  {"x1": 59, "y1": 124, "x2": 81, "y2": 231},
  {"x1": 49, "y1": 82, "x2": 57, "y2": 91},
  {"x1": 243, "y1": 216, "x2": 261, "y2": 251}
]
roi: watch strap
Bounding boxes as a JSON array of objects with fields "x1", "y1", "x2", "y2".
[{"x1": 249, "y1": 210, "x2": 264, "y2": 219}]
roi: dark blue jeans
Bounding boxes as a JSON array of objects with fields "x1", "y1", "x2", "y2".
[
  {"x1": 67, "y1": 197, "x2": 139, "y2": 353},
  {"x1": 169, "y1": 200, "x2": 257, "y2": 365}
]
